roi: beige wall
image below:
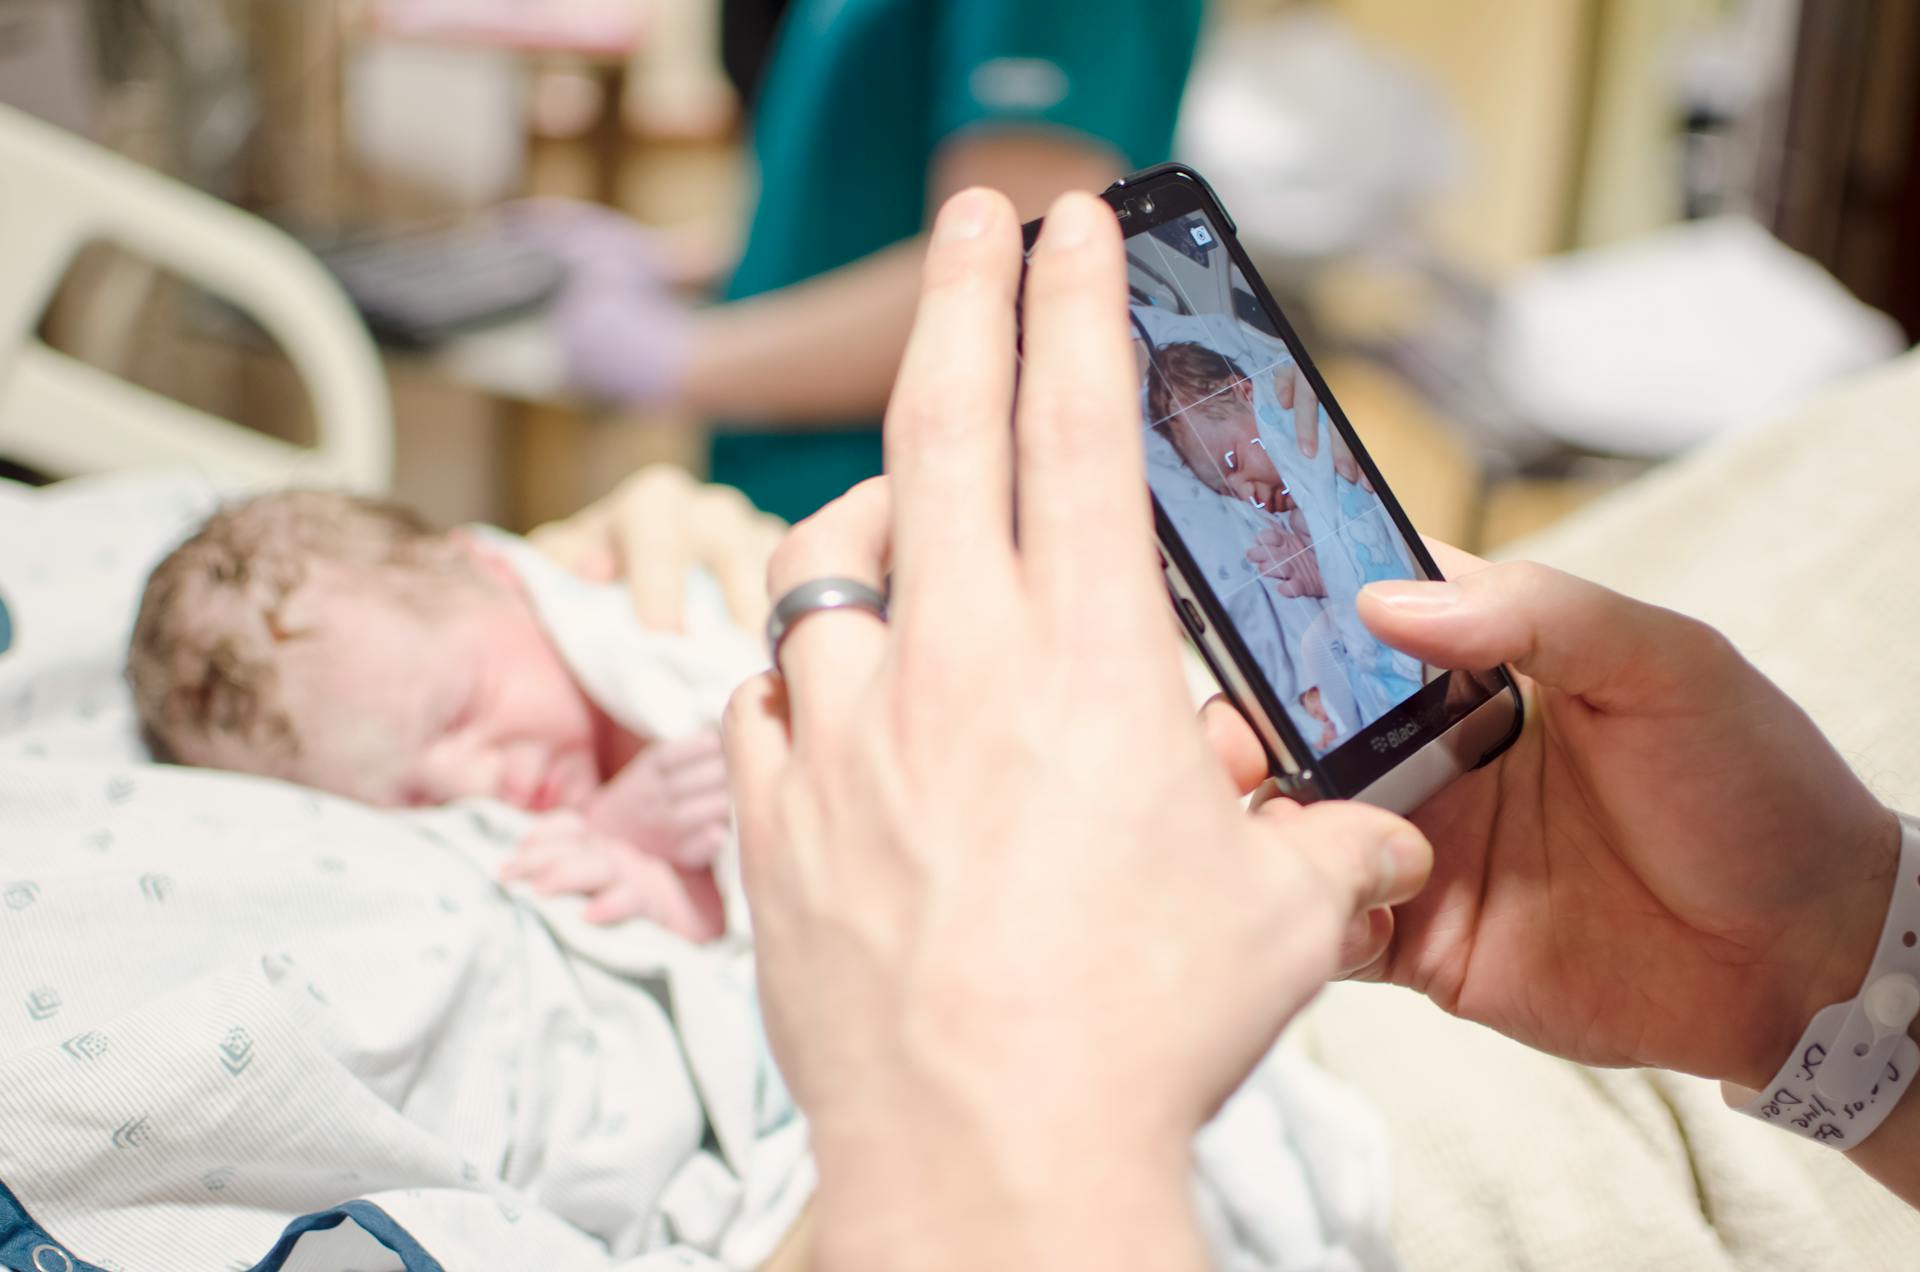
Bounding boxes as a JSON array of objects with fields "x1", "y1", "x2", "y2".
[
  {"x1": 1575, "y1": 0, "x2": 1726, "y2": 247},
  {"x1": 1220, "y1": 0, "x2": 1718, "y2": 273},
  {"x1": 1329, "y1": 0, "x2": 1593, "y2": 275}
]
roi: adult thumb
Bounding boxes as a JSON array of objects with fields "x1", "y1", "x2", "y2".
[{"x1": 1357, "y1": 559, "x2": 1737, "y2": 713}]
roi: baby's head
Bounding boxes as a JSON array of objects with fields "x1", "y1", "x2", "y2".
[
  {"x1": 1146, "y1": 341, "x2": 1288, "y2": 512},
  {"x1": 129, "y1": 491, "x2": 602, "y2": 812}
]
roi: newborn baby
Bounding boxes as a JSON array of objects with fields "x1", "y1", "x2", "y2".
[{"x1": 127, "y1": 491, "x2": 732, "y2": 940}]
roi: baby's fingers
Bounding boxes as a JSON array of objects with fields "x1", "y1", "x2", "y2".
[
  {"x1": 671, "y1": 789, "x2": 732, "y2": 835},
  {"x1": 514, "y1": 848, "x2": 620, "y2": 897},
  {"x1": 672, "y1": 822, "x2": 731, "y2": 870},
  {"x1": 500, "y1": 838, "x2": 570, "y2": 882},
  {"x1": 501, "y1": 816, "x2": 587, "y2": 877},
  {"x1": 584, "y1": 860, "x2": 727, "y2": 940},
  {"x1": 581, "y1": 882, "x2": 654, "y2": 926}
]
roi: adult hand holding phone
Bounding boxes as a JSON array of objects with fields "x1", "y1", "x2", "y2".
[
  {"x1": 1205, "y1": 546, "x2": 1919, "y2": 1205},
  {"x1": 722, "y1": 189, "x2": 1434, "y2": 1272}
]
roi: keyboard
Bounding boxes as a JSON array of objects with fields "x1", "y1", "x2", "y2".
[{"x1": 316, "y1": 222, "x2": 568, "y2": 349}]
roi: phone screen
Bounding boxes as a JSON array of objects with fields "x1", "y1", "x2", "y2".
[{"x1": 1123, "y1": 207, "x2": 1433, "y2": 760}]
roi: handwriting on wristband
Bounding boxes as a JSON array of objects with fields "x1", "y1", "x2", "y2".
[
  {"x1": 1757, "y1": 1058, "x2": 1904, "y2": 1143},
  {"x1": 1740, "y1": 819, "x2": 1920, "y2": 1146}
]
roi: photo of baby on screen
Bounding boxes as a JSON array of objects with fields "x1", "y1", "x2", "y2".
[{"x1": 1127, "y1": 213, "x2": 1428, "y2": 756}]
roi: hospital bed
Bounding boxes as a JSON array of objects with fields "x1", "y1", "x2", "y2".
[
  {"x1": 0, "y1": 103, "x2": 390, "y2": 492},
  {"x1": 4, "y1": 104, "x2": 1920, "y2": 1270}
]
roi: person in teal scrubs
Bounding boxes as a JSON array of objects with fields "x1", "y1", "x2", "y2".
[
  {"x1": 547, "y1": 0, "x2": 1206, "y2": 524},
  {"x1": 699, "y1": 0, "x2": 1207, "y2": 521}
]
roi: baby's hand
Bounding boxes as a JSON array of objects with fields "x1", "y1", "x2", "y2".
[
  {"x1": 583, "y1": 728, "x2": 732, "y2": 869},
  {"x1": 503, "y1": 812, "x2": 725, "y2": 939},
  {"x1": 1247, "y1": 520, "x2": 1328, "y2": 599}
]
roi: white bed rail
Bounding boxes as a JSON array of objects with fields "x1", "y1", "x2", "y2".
[{"x1": 0, "y1": 104, "x2": 392, "y2": 492}]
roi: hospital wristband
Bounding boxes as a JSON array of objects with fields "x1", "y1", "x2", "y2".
[{"x1": 1736, "y1": 813, "x2": 1920, "y2": 1148}]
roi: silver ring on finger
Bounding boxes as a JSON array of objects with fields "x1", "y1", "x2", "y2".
[{"x1": 765, "y1": 576, "x2": 889, "y2": 676}]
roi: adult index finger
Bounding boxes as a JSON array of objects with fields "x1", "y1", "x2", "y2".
[
  {"x1": 1013, "y1": 191, "x2": 1160, "y2": 620},
  {"x1": 883, "y1": 188, "x2": 1024, "y2": 627}
]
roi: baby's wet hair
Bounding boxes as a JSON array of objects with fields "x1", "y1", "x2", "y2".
[
  {"x1": 127, "y1": 490, "x2": 469, "y2": 766},
  {"x1": 1146, "y1": 341, "x2": 1251, "y2": 492},
  {"x1": 1145, "y1": 341, "x2": 1246, "y2": 430}
]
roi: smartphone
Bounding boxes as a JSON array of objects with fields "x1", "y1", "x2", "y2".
[{"x1": 1020, "y1": 164, "x2": 1522, "y2": 814}]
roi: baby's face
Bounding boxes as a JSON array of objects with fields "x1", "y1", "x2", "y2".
[
  {"x1": 205, "y1": 558, "x2": 603, "y2": 812},
  {"x1": 1172, "y1": 384, "x2": 1288, "y2": 513}
]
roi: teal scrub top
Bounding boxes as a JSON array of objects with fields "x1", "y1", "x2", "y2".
[{"x1": 711, "y1": 0, "x2": 1206, "y2": 523}]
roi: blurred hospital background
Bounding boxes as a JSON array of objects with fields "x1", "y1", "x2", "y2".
[{"x1": 2, "y1": 0, "x2": 1912, "y2": 546}]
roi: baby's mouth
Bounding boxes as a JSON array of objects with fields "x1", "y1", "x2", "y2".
[{"x1": 528, "y1": 766, "x2": 566, "y2": 813}]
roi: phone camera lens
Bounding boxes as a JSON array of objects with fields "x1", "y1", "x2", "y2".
[{"x1": 1137, "y1": 196, "x2": 1155, "y2": 216}]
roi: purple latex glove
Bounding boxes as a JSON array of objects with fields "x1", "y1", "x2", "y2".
[
  {"x1": 502, "y1": 199, "x2": 695, "y2": 406},
  {"x1": 551, "y1": 276, "x2": 693, "y2": 405}
]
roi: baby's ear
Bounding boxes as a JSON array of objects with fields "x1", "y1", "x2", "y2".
[{"x1": 447, "y1": 528, "x2": 520, "y2": 590}]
